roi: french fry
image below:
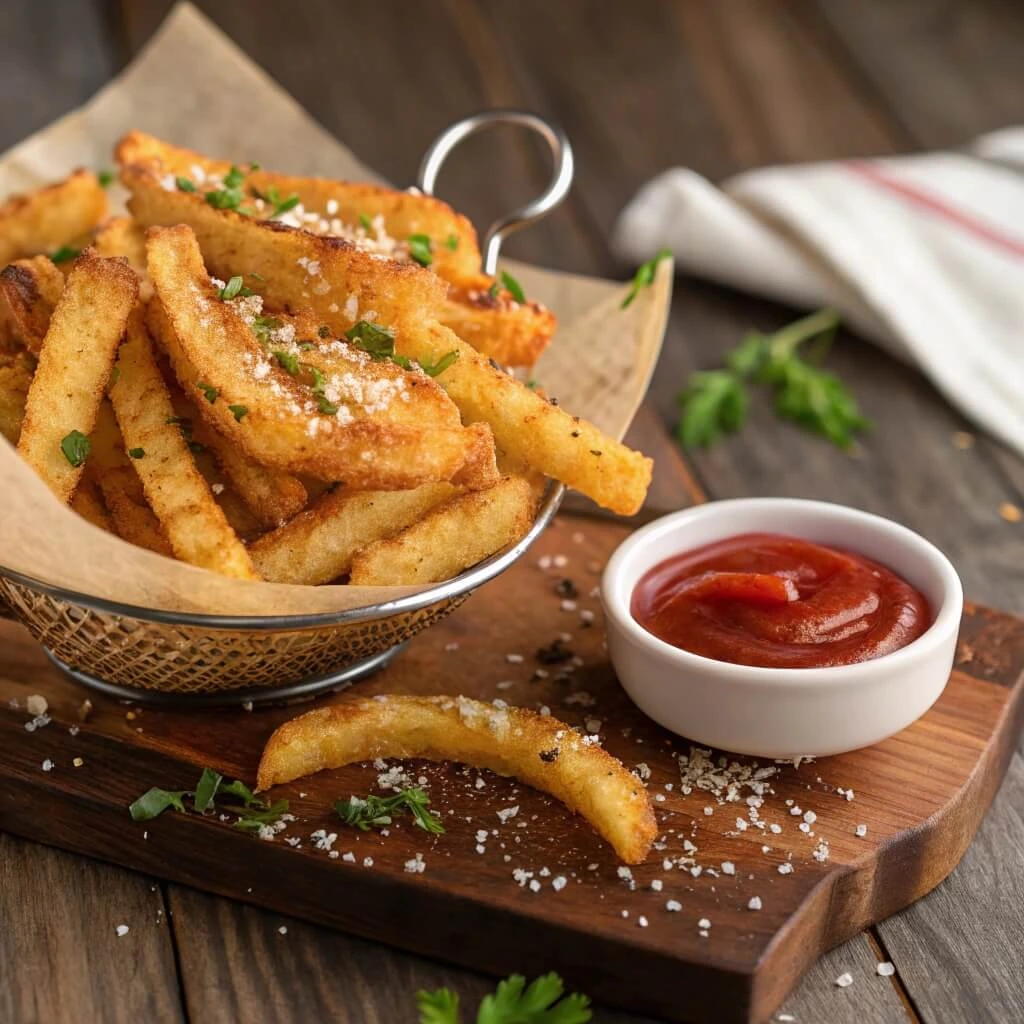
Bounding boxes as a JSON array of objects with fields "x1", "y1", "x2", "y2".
[
  {"x1": 0, "y1": 169, "x2": 107, "y2": 266},
  {"x1": 348, "y1": 476, "x2": 534, "y2": 586},
  {"x1": 0, "y1": 351, "x2": 34, "y2": 444},
  {"x1": 17, "y1": 251, "x2": 137, "y2": 503},
  {"x1": 90, "y1": 400, "x2": 173, "y2": 557},
  {"x1": 117, "y1": 131, "x2": 554, "y2": 367},
  {"x1": 250, "y1": 482, "x2": 456, "y2": 585},
  {"x1": 0, "y1": 256, "x2": 65, "y2": 354},
  {"x1": 145, "y1": 225, "x2": 495, "y2": 490},
  {"x1": 70, "y1": 471, "x2": 114, "y2": 532},
  {"x1": 441, "y1": 276, "x2": 556, "y2": 369},
  {"x1": 398, "y1": 322, "x2": 652, "y2": 516},
  {"x1": 116, "y1": 130, "x2": 481, "y2": 279},
  {"x1": 256, "y1": 695, "x2": 658, "y2": 865},
  {"x1": 189, "y1": 417, "x2": 307, "y2": 529},
  {"x1": 108, "y1": 310, "x2": 258, "y2": 579},
  {"x1": 93, "y1": 216, "x2": 149, "y2": 293}
]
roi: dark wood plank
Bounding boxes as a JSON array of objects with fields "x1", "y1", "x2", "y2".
[
  {"x1": 0, "y1": 834, "x2": 185, "y2": 1024},
  {"x1": 818, "y1": 0, "x2": 1024, "y2": 147},
  {"x1": 874, "y1": 751, "x2": 1024, "y2": 1024},
  {"x1": 0, "y1": 0, "x2": 119, "y2": 153}
]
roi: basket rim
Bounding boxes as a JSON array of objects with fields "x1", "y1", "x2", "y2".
[{"x1": 0, "y1": 483, "x2": 564, "y2": 632}]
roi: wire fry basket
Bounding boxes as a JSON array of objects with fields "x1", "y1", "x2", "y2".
[{"x1": 0, "y1": 111, "x2": 574, "y2": 707}]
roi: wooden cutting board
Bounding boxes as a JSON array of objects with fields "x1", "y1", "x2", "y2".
[{"x1": 1, "y1": 417, "x2": 1022, "y2": 1024}]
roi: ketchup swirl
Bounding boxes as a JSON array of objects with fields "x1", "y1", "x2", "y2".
[{"x1": 630, "y1": 533, "x2": 930, "y2": 668}]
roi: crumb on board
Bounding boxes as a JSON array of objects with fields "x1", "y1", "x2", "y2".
[{"x1": 999, "y1": 502, "x2": 1022, "y2": 523}]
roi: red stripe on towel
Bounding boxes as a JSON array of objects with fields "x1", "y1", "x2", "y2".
[{"x1": 847, "y1": 159, "x2": 1024, "y2": 260}]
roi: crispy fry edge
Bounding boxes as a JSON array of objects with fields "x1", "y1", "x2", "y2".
[{"x1": 256, "y1": 695, "x2": 657, "y2": 865}]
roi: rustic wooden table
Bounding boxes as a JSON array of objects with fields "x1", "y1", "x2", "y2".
[{"x1": 2, "y1": 2, "x2": 1023, "y2": 1022}]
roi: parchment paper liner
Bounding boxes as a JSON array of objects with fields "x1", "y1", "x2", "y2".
[{"x1": 0, "y1": 3, "x2": 671, "y2": 618}]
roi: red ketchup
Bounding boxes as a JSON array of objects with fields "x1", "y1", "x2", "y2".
[{"x1": 631, "y1": 533, "x2": 931, "y2": 668}]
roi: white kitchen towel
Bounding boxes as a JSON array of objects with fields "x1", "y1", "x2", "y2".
[{"x1": 613, "y1": 129, "x2": 1024, "y2": 456}]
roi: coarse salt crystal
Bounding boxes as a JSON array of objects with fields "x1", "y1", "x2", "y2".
[
  {"x1": 638, "y1": 915, "x2": 649, "y2": 928},
  {"x1": 835, "y1": 972, "x2": 853, "y2": 988},
  {"x1": 665, "y1": 900, "x2": 682, "y2": 912},
  {"x1": 747, "y1": 896, "x2": 762, "y2": 911},
  {"x1": 552, "y1": 876, "x2": 567, "y2": 891},
  {"x1": 877, "y1": 962, "x2": 895, "y2": 977},
  {"x1": 778, "y1": 863, "x2": 793, "y2": 875},
  {"x1": 115, "y1": 924, "x2": 129, "y2": 937},
  {"x1": 721, "y1": 861, "x2": 735, "y2": 875},
  {"x1": 650, "y1": 879, "x2": 663, "y2": 892},
  {"x1": 855, "y1": 824, "x2": 868, "y2": 837},
  {"x1": 41, "y1": 759, "x2": 53, "y2": 772},
  {"x1": 698, "y1": 917, "x2": 711, "y2": 929}
]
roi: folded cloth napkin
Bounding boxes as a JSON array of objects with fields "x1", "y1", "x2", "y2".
[{"x1": 613, "y1": 128, "x2": 1024, "y2": 456}]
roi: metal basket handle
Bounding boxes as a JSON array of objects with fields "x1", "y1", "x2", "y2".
[{"x1": 417, "y1": 110, "x2": 574, "y2": 274}]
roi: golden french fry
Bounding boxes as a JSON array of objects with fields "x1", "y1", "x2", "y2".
[
  {"x1": 0, "y1": 169, "x2": 107, "y2": 266},
  {"x1": 348, "y1": 475, "x2": 534, "y2": 586},
  {"x1": 145, "y1": 224, "x2": 495, "y2": 490},
  {"x1": 0, "y1": 351, "x2": 34, "y2": 445},
  {"x1": 250, "y1": 481, "x2": 456, "y2": 585},
  {"x1": 17, "y1": 251, "x2": 137, "y2": 503},
  {"x1": 190, "y1": 417, "x2": 307, "y2": 530},
  {"x1": 108, "y1": 311, "x2": 257, "y2": 579},
  {"x1": 256, "y1": 695, "x2": 658, "y2": 865},
  {"x1": 89, "y1": 400, "x2": 172, "y2": 557},
  {"x1": 398, "y1": 322, "x2": 652, "y2": 516},
  {"x1": 117, "y1": 131, "x2": 553, "y2": 367},
  {"x1": 93, "y1": 216, "x2": 149, "y2": 293},
  {"x1": 441, "y1": 275, "x2": 556, "y2": 369},
  {"x1": 0, "y1": 256, "x2": 65, "y2": 354},
  {"x1": 70, "y1": 471, "x2": 114, "y2": 532},
  {"x1": 116, "y1": 130, "x2": 481, "y2": 279}
]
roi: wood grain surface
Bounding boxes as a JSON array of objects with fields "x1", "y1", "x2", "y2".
[{"x1": 1, "y1": 1, "x2": 1023, "y2": 1021}]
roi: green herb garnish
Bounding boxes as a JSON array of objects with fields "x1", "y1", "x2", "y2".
[
  {"x1": 418, "y1": 350, "x2": 459, "y2": 377},
  {"x1": 218, "y1": 275, "x2": 253, "y2": 301},
  {"x1": 176, "y1": 177, "x2": 196, "y2": 193},
  {"x1": 129, "y1": 787, "x2": 188, "y2": 822},
  {"x1": 336, "y1": 787, "x2": 445, "y2": 834},
  {"x1": 60, "y1": 430, "x2": 90, "y2": 467},
  {"x1": 621, "y1": 248, "x2": 672, "y2": 309},
  {"x1": 228, "y1": 404, "x2": 249, "y2": 422},
  {"x1": 487, "y1": 282, "x2": 500, "y2": 300},
  {"x1": 358, "y1": 212, "x2": 372, "y2": 231},
  {"x1": 316, "y1": 396, "x2": 340, "y2": 415},
  {"x1": 97, "y1": 169, "x2": 115, "y2": 188},
  {"x1": 109, "y1": 366, "x2": 121, "y2": 387},
  {"x1": 272, "y1": 350, "x2": 300, "y2": 375},
  {"x1": 128, "y1": 768, "x2": 289, "y2": 835},
  {"x1": 444, "y1": 234, "x2": 459, "y2": 251},
  {"x1": 250, "y1": 315, "x2": 282, "y2": 345},
  {"x1": 408, "y1": 233, "x2": 433, "y2": 267},
  {"x1": 193, "y1": 768, "x2": 222, "y2": 814},
  {"x1": 205, "y1": 165, "x2": 247, "y2": 212},
  {"x1": 261, "y1": 184, "x2": 301, "y2": 219},
  {"x1": 345, "y1": 320, "x2": 398, "y2": 359},
  {"x1": 50, "y1": 246, "x2": 80, "y2": 264},
  {"x1": 128, "y1": 447, "x2": 145, "y2": 460},
  {"x1": 197, "y1": 382, "x2": 219, "y2": 404},
  {"x1": 677, "y1": 308, "x2": 869, "y2": 449},
  {"x1": 499, "y1": 271, "x2": 525, "y2": 303},
  {"x1": 416, "y1": 973, "x2": 591, "y2": 1024},
  {"x1": 187, "y1": 440, "x2": 207, "y2": 455}
]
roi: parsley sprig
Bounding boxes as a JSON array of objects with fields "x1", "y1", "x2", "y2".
[
  {"x1": 677, "y1": 308, "x2": 869, "y2": 450},
  {"x1": 344, "y1": 320, "x2": 457, "y2": 377},
  {"x1": 60, "y1": 430, "x2": 90, "y2": 467},
  {"x1": 204, "y1": 164, "x2": 248, "y2": 212},
  {"x1": 129, "y1": 767, "x2": 289, "y2": 833},
  {"x1": 336, "y1": 787, "x2": 445, "y2": 834},
  {"x1": 255, "y1": 184, "x2": 301, "y2": 219},
  {"x1": 417, "y1": 973, "x2": 591, "y2": 1024},
  {"x1": 621, "y1": 248, "x2": 672, "y2": 308}
]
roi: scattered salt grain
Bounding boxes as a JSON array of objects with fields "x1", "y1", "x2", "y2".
[
  {"x1": 278, "y1": 925, "x2": 288, "y2": 935},
  {"x1": 778, "y1": 863, "x2": 793, "y2": 875},
  {"x1": 721, "y1": 861, "x2": 735, "y2": 875},
  {"x1": 835, "y1": 972, "x2": 853, "y2": 988},
  {"x1": 747, "y1": 896, "x2": 762, "y2": 911},
  {"x1": 115, "y1": 925, "x2": 129, "y2": 937},
  {"x1": 638, "y1": 915, "x2": 649, "y2": 928},
  {"x1": 41, "y1": 759, "x2": 53, "y2": 772},
  {"x1": 855, "y1": 824, "x2": 868, "y2": 838},
  {"x1": 877, "y1": 962, "x2": 895, "y2": 977},
  {"x1": 404, "y1": 853, "x2": 426, "y2": 874},
  {"x1": 650, "y1": 879, "x2": 663, "y2": 892},
  {"x1": 698, "y1": 917, "x2": 711, "y2": 929},
  {"x1": 665, "y1": 900, "x2": 682, "y2": 912},
  {"x1": 552, "y1": 876, "x2": 567, "y2": 891}
]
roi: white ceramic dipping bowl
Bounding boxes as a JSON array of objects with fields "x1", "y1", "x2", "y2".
[{"x1": 602, "y1": 498, "x2": 963, "y2": 758}]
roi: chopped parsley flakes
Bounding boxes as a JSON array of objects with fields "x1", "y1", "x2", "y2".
[
  {"x1": 336, "y1": 787, "x2": 445, "y2": 834},
  {"x1": 197, "y1": 382, "x2": 219, "y2": 404},
  {"x1": 175, "y1": 176, "x2": 196, "y2": 193},
  {"x1": 49, "y1": 246, "x2": 80, "y2": 264},
  {"x1": 218, "y1": 275, "x2": 253, "y2": 300},
  {"x1": 407, "y1": 233, "x2": 433, "y2": 267},
  {"x1": 228, "y1": 404, "x2": 249, "y2": 422},
  {"x1": 60, "y1": 430, "x2": 90, "y2": 467},
  {"x1": 128, "y1": 447, "x2": 145, "y2": 459},
  {"x1": 499, "y1": 270, "x2": 525, "y2": 303},
  {"x1": 272, "y1": 350, "x2": 300, "y2": 375}
]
